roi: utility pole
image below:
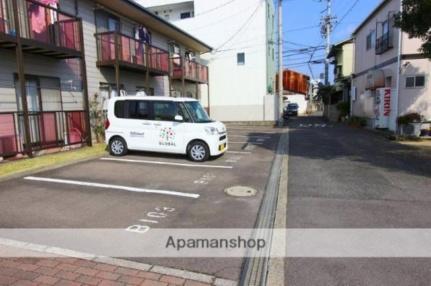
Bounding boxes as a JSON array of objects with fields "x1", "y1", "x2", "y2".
[
  {"x1": 321, "y1": 0, "x2": 333, "y2": 86},
  {"x1": 278, "y1": 0, "x2": 284, "y2": 126}
]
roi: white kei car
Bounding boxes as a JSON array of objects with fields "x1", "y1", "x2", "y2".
[{"x1": 105, "y1": 96, "x2": 228, "y2": 162}]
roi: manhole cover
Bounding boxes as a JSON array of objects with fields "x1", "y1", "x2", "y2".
[{"x1": 224, "y1": 186, "x2": 257, "y2": 197}]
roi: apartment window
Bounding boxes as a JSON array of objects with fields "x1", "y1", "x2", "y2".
[
  {"x1": 366, "y1": 31, "x2": 376, "y2": 50},
  {"x1": 405, "y1": 75, "x2": 426, "y2": 88},
  {"x1": 385, "y1": 76, "x2": 392, "y2": 87},
  {"x1": 180, "y1": 12, "x2": 191, "y2": 19},
  {"x1": 382, "y1": 20, "x2": 389, "y2": 35},
  {"x1": 108, "y1": 17, "x2": 120, "y2": 32},
  {"x1": 237, "y1": 53, "x2": 245, "y2": 65}
]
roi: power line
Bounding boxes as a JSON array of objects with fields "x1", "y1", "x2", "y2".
[
  {"x1": 194, "y1": 0, "x2": 238, "y2": 17},
  {"x1": 215, "y1": 2, "x2": 262, "y2": 51},
  {"x1": 283, "y1": 24, "x2": 320, "y2": 33},
  {"x1": 333, "y1": 0, "x2": 360, "y2": 30}
]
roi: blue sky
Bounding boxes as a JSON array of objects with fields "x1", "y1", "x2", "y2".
[{"x1": 277, "y1": 0, "x2": 381, "y2": 80}]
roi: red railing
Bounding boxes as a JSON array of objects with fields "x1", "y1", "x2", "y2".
[
  {"x1": 0, "y1": 113, "x2": 20, "y2": 156},
  {"x1": 0, "y1": 0, "x2": 81, "y2": 52},
  {"x1": 0, "y1": 111, "x2": 87, "y2": 157},
  {"x1": 96, "y1": 31, "x2": 169, "y2": 74},
  {"x1": 171, "y1": 57, "x2": 208, "y2": 83}
]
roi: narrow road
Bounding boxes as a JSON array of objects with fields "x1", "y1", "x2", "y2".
[{"x1": 285, "y1": 116, "x2": 431, "y2": 286}]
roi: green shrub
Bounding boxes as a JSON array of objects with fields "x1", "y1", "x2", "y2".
[
  {"x1": 336, "y1": 101, "x2": 350, "y2": 118},
  {"x1": 397, "y1": 113, "x2": 422, "y2": 125},
  {"x1": 348, "y1": 116, "x2": 367, "y2": 127}
]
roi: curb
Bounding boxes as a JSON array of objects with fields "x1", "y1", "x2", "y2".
[
  {"x1": 267, "y1": 128, "x2": 289, "y2": 286},
  {"x1": 0, "y1": 152, "x2": 105, "y2": 183},
  {"x1": 0, "y1": 238, "x2": 237, "y2": 286},
  {"x1": 239, "y1": 128, "x2": 288, "y2": 285}
]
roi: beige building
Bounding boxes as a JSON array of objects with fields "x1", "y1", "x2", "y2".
[
  {"x1": 328, "y1": 38, "x2": 354, "y2": 103},
  {"x1": 351, "y1": 0, "x2": 431, "y2": 131}
]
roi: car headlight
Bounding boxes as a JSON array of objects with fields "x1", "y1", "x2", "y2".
[{"x1": 205, "y1": 127, "x2": 218, "y2": 135}]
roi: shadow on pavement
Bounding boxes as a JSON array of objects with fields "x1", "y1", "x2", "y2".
[{"x1": 287, "y1": 116, "x2": 431, "y2": 178}]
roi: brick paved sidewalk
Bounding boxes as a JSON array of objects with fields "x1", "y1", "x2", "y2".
[{"x1": 0, "y1": 257, "x2": 217, "y2": 286}]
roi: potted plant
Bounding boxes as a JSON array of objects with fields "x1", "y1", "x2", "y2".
[{"x1": 347, "y1": 116, "x2": 367, "y2": 128}]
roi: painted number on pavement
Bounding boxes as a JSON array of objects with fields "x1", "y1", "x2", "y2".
[{"x1": 126, "y1": 207, "x2": 175, "y2": 234}]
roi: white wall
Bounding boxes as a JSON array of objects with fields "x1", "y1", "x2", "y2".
[
  {"x1": 139, "y1": 0, "x2": 276, "y2": 122},
  {"x1": 284, "y1": 94, "x2": 308, "y2": 115}
]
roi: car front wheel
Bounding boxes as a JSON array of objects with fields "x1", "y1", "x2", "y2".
[{"x1": 188, "y1": 141, "x2": 210, "y2": 162}]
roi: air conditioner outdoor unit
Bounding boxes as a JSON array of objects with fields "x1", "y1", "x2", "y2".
[{"x1": 400, "y1": 123, "x2": 422, "y2": 137}]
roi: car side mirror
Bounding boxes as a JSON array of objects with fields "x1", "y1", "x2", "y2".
[{"x1": 174, "y1": 115, "x2": 184, "y2": 122}]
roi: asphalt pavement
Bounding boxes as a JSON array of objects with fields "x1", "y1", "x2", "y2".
[
  {"x1": 0, "y1": 126, "x2": 282, "y2": 282},
  {"x1": 285, "y1": 116, "x2": 431, "y2": 286}
]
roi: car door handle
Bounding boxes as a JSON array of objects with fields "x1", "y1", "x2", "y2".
[
  {"x1": 153, "y1": 123, "x2": 162, "y2": 127},
  {"x1": 142, "y1": 122, "x2": 151, "y2": 126}
]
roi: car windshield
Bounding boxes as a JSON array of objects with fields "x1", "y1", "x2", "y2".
[
  {"x1": 288, "y1": 104, "x2": 298, "y2": 109},
  {"x1": 183, "y1": 101, "x2": 212, "y2": 123}
]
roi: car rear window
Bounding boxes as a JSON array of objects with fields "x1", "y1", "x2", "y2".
[
  {"x1": 114, "y1": 100, "x2": 151, "y2": 120},
  {"x1": 114, "y1": 101, "x2": 125, "y2": 118}
]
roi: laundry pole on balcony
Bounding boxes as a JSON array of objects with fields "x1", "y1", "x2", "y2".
[
  {"x1": 12, "y1": 0, "x2": 32, "y2": 157},
  {"x1": 114, "y1": 32, "x2": 121, "y2": 97},
  {"x1": 145, "y1": 43, "x2": 150, "y2": 92},
  {"x1": 181, "y1": 48, "x2": 186, "y2": 97}
]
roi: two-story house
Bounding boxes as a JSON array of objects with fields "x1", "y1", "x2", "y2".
[
  {"x1": 0, "y1": 0, "x2": 211, "y2": 159},
  {"x1": 328, "y1": 38, "x2": 354, "y2": 104},
  {"x1": 351, "y1": 0, "x2": 431, "y2": 131}
]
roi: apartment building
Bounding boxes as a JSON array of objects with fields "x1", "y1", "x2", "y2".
[
  {"x1": 0, "y1": 0, "x2": 211, "y2": 159},
  {"x1": 139, "y1": 0, "x2": 277, "y2": 122},
  {"x1": 0, "y1": 0, "x2": 89, "y2": 158},
  {"x1": 351, "y1": 0, "x2": 431, "y2": 131}
]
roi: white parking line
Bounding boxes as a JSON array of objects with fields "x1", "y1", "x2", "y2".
[
  {"x1": 227, "y1": 151, "x2": 252, "y2": 155},
  {"x1": 100, "y1": 158, "x2": 233, "y2": 169},
  {"x1": 227, "y1": 128, "x2": 277, "y2": 134},
  {"x1": 229, "y1": 141, "x2": 264, "y2": 145},
  {"x1": 228, "y1": 135, "x2": 271, "y2": 139},
  {"x1": 24, "y1": 176, "x2": 200, "y2": 199}
]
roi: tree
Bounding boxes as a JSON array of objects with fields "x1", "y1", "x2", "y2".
[{"x1": 394, "y1": 0, "x2": 431, "y2": 58}]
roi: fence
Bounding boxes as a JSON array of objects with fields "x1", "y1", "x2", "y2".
[
  {"x1": 0, "y1": 0, "x2": 82, "y2": 51},
  {"x1": 0, "y1": 110, "x2": 87, "y2": 157},
  {"x1": 95, "y1": 32, "x2": 169, "y2": 74},
  {"x1": 171, "y1": 57, "x2": 209, "y2": 83}
]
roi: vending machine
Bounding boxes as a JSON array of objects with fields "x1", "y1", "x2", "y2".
[{"x1": 374, "y1": 88, "x2": 393, "y2": 129}]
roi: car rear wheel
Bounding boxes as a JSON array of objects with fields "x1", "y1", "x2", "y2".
[
  {"x1": 109, "y1": 137, "x2": 128, "y2": 156},
  {"x1": 188, "y1": 141, "x2": 210, "y2": 162}
]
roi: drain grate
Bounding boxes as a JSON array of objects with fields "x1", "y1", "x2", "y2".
[{"x1": 224, "y1": 186, "x2": 257, "y2": 197}]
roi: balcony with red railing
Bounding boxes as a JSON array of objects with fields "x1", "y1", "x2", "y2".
[
  {"x1": 95, "y1": 31, "x2": 170, "y2": 75},
  {"x1": 0, "y1": 110, "x2": 88, "y2": 158},
  {"x1": 0, "y1": 0, "x2": 82, "y2": 58},
  {"x1": 171, "y1": 57, "x2": 209, "y2": 84}
]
